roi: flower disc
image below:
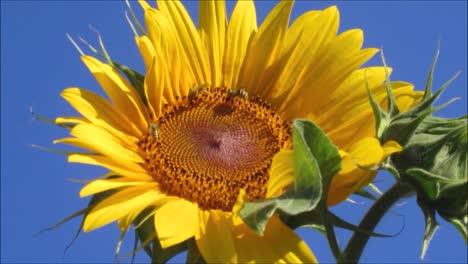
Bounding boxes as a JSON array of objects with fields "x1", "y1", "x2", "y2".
[{"x1": 138, "y1": 87, "x2": 291, "y2": 211}]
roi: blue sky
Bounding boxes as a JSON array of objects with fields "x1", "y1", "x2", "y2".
[{"x1": 1, "y1": 1, "x2": 466, "y2": 263}]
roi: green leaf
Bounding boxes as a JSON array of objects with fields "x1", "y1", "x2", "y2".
[
  {"x1": 239, "y1": 200, "x2": 278, "y2": 235},
  {"x1": 292, "y1": 119, "x2": 342, "y2": 188},
  {"x1": 239, "y1": 119, "x2": 341, "y2": 235}
]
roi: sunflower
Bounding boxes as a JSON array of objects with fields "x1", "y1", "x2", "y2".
[{"x1": 55, "y1": 0, "x2": 422, "y2": 262}]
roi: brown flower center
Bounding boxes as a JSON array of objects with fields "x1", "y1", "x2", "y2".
[{"x1": 138, "y1": 87, "x2": 291, "y2": 211}]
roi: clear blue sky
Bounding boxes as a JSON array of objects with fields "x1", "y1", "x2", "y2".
[{"x1": 1, "y1": 1, "x2": 466, "y2": 263}]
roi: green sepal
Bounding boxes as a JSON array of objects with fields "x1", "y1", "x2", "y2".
[
  {"x1": 367, "y1": 85, "x2": 390, "y2": 139},
  {"x1": 417, "y1": 197, "x2": 440, "y2": 260},
  {"x1": 422, "y1": 44, "x2": 439, "y2": 101},
  {"x1": 30, "y1": 107, "x2": 75, "y2": 129},
  {"x1": 35, "y1": 188, "x2": 119, "y2": 256},
  {"x1": 125, "y1": 0, "x2": 145, "y2": 35},
  {"x1": 133, "y1": 209, "x2": 156, "y2": 257},
  {"x1": 329, "y1": 211, "x2": 396, "y2": 238},
  {"x1": 394, "y1": 115, "x2": 467, "y2": 246},
  {"x1": 239, "y1": 119, "x2": 341, "y2": 235},
  {"x1": 282, "y1": 209, "x2": 395, "y2": 238},
  {"x1": 131, "y1": 233, "x2": 139, "y2": 264},
  {"x1": 354, "y1": 187, "x2": 379, "y2": 201},
  {"x1": 381, "y1": 71, "x2": 461, "y2": 146},
  {"x1": 31, "y1": 144, "x2": 87, "y2": 156},
  {"x1": 115, "y1": 228, "x2": 129, "y2": 261},
  {"x1": 186, "y1": 239, "x2": 206, "y2": 264},
  {"x1": 34, "y1": 208, "x2": 87, "y2": 238},
  {"x1": 379, "y1": 50, "x2": 400, "y2": 117},
  {"x1": 150, "y1": 235, "x2": 187, "y2": 264},
  {"x1": 132, "y1": 210, "x2": 188, "y2": 263},
  {"x1": 280, "y1": 210, "x2": 325, "y2": 232},
  {"x1": 75, "y1": 31, "x2": 148, "y2": 106},
  {"x1": 448, "y1": 215, "x2": 468, "y2": 244},
  {"x1": 370, "y1": 48, "x2": 460, "y2": 147},
  {"x1": 111, "y1": 60, "x2": 148, "y2": 106}
]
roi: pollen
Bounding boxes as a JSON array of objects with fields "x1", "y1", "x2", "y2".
[{"x1": 138, "y1": 87, "x2": 291, "y2": 211}]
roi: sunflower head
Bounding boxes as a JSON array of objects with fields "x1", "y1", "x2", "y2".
[
  {"x1": 138, "y1": 85, "x2": 292, "y2": 211},
  {"x1": 54, "y1": 0, "x2": 422, "y2": 262}
]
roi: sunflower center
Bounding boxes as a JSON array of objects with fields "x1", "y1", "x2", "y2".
[{"x1": 138, "y1": 87, "x2": 291, "y2": 211}]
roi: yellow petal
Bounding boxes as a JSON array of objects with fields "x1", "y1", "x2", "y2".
[
  {"x1": 323, "y1": 81, "x2": 422, "y2": 149},
  {"x1": 61, "y1": 87, "x2": 142, "y2": 139},
  {"x1": 382, "y1": 140, "x2": 403, "y2": 156},
  {"x1": 154, "y1": 199, "x2": 198, "y2": 248},
  {"x1": 80, "y1": 177, "x2": 149, "y2": 197},
  {"x1": 68, "y1": 154, "x2": 151, "y2": 181},
  {"x1": 390, "y1": 82, "x2": 424, "y2": 112},
  {"x1": 144, "y1": 58, "x2": 166, "y2": 118},
  {"x1": 55, "y1": 123, "x2": 144, "y2": 163},
  {"x1": 81, "y1": 56, "x2": 148, "y2": 132},
  {"x1": 199, "y1": 0, "x2": 226, "y2": 87},
  {"x1": 268, "y1": 6, "x2": 339, "y2": 107},
  {"x1": 143, "y1": 8, "x2": 194, "y2": 105},
  {"x1": 314, "y1": 67, "x2": 390, "y2": 127},
  {"x1": 238, "y1": 0, "x2": 293, "y2": 95},
  {"x1": 233, "y1": 216, "x2": 317, "y2": 263},
  {"x1": 118, "y1": 206, "x2": 155, "y2": 231},
  {"x1": 196, "y1": 209, "x2": 237, "y2": 263},
  {"x1": 327, "y1": 137, "x2": 401, "y2": 206},
  {"x1": 346, "y1": 137, "x2": 384, "y2": 168},
  {"x1": 157, "y1": 0, "x2": 210, "y2": 85},
  {"x1": 137, "y1": 0, "x2": 151, "y2": 11},
  {"x1": 83, "y1": 183, "x2": 162, "y2": 232},
  {"x1": 223, "y1": 0, "x2": 257, "y2": 90},
  {"x1": 281, "y1": 30, "x2": 378, "y2": 118},
  {"x1": 135, "y1": 35, "x2": 155, "y2": 70},
  {"x1": 328, "y1": 169, "x2": 375, "y2": 206},
  {"x1": 55, "y1": 116, "x2": 87, "y2": 125},
  {"x1": 267, "y1": 150, "x2": 294, "y2": 198}
]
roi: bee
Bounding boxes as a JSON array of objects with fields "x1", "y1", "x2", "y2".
[
  {"x1": 188, "y1": 84, "x2": 209, "y2": 101},
  {"x1": 148, "y1": 122, "x2": 159, "y2": 141},
  {"x1": 227, "y1": 89, "x2": 248, "y2": 99}
]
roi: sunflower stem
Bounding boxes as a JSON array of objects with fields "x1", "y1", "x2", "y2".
[{"x1": 339, "y1": 182, "x2": 413, "y2": 263}]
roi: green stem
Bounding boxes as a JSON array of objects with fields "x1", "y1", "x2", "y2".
[{"x1": 339, "y1": 182, "x2": 413, "y2": 263}]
